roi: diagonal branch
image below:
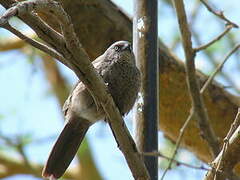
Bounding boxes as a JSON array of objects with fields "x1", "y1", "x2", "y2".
[
  {"x1": 1, "y1": 23, "x2": 67, "y2": 67},
  {"x1": 194, "y1": 25, "x2": 233, "y2": 52},
  {"x1": 0, "y1": 0, "x2": 150, "y2": 179},
  {"x1": 204, "y1": 109, "x2": 240, "y2": 180},
  {"x1": 200, "y1": 44, "x2": 240, "y2": 94},
  {"x1": 200, "y1": 0, "x2": 238, "y2": 28},
  {"x1": 0, "y1": 0, "x2": 67, "y2": 58}
]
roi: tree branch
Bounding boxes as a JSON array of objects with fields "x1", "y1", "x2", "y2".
[
  {"x1": 204, "y1": 109, "x2": 240, "y2": 180},
  {"x1": 200, "y1": 0, "x2": 238, "y2": 28},
  {"x1": 0, "y1": 0, "x2": 150, "y2": 179},
  {"x1": 1, "y1": 23, "x2": 67, "y2": 66},
  {"x1": 161, "y1": 42, "x2": 240, "y2": 180},
  {"x1": 194, "y1": 25, "x2": 233, "y2": 52},
  {"x1": 173, "y1": 0, "x2": 220, "y2": 156},
  {"x1": 161, "y1": 0, "x2": 224, "y2": 179},
  {"x1": 200, "y1": 44, "x2": 240, "y2": 94},
  {"x1": 143, "y1": 151, "x2": 210, "y2": 171}
]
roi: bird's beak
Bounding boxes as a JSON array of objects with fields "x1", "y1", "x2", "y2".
[{"x1": 122, "y1": 43, "x2": 132, "y2": 52}]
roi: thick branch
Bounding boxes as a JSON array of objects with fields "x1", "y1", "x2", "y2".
[{"x1": 0, "y1": 0, "x2": 150, "y2": 179}]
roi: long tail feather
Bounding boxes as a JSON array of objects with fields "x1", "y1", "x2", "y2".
[{"x1": 42, "y1": 117, "x2": 91, "y2": 179}]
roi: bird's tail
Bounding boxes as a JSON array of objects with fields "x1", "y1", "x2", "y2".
[{"x1": 42, "y1": 117, "x2": 91, "y2": 179}]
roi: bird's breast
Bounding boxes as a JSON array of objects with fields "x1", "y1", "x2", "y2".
[{"x1": 103, "y1": 61, "x2": 141, "y2": 115}]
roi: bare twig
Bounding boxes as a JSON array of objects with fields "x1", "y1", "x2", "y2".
[
  {"x1": 143, "y1": 151, "x2": 210, "y2": 171},
  {"x1": 200, "y1": 0, "x2": 239, "y2": 28},
  {"x1": 194, "y1": 25, "x2": 233, "y2": 52},
  {"x1": 0, "y1": 0, "x2": 66, "y2": 53},
  {"x1": 1, "y1": 23, "x2": 67, "y2": 67},
  {"x1": 161, "y1": 0, "x2": 224, "y2": 179},
  {"x1": 161, "y1": 42, "x2": 240, "y2": 180},
  {"x1": 171, "y1": 1, "x2": 201, "y2": 50},
  {"x1": 161, "y1": 109, "x2": 194, "y2": 179},
  {"x1": 173, "y1": 0, "x2": 219, "y2": 156},
  {"x1": 201, "y1": 44, "x2": 240, "y2": 94},
  {"x1": 213, "y1": 108, "x2": 240, "y2": 180},
  {"x1": 224, "y1": 108, "x2": 240, "y2": 139},
  {"x1": 204, "y1": 109, "x2": 240, "y2": 180},
  {"x1": 16, "y1": 143, "x2": 37, "y2": 172},
  {"x1": 191, "y1": 26, "x2": 240, "y2": 93},
  {"x1": 0, "y1": 1, "x2": 150, "y2": 179}
]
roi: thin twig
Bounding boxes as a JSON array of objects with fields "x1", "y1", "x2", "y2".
[
  {"x1": 162, "y1": 43, "x2": 240, "y2": 179},
  {"x1": 0, "y1": 0, "x2": 66, "y2": 52},
  {"x1": 200, "y1": 0, "x2": 238, "y2": 28},
  {"x1": 1, "y1": 23, "x2": 68, "y2": 67},
  {"x1": 143, "y1": 151, "x2": 210, "y2": 171},
  {"x1": 213, "y1": 108, "x2": 240, "y2": 180},
  {"x1": 174, "y1": 0, "x2": 220, "y2": 156},
  {"x1": 192, "y1": 27, "x2": 240, "y2": 93},
  {"x1": 201, "y1": 44, "x2": 240, "y2": 94},
  {"x1": 161, "y1": 0, "x2": 239, "y2": 178},
  {"x1": 194, "y1": 25, "x2": 233, "y2": 52},
  {"x1": 204, "y1": 109, "x2": 240, "y2": 180},
  {"x1": 160, "y1": 109, "x2": 194, "y2": 180},
  {"x1": 225, "y1": 108, "x2": 240, "y2": 139}
]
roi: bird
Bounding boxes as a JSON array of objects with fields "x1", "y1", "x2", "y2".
[{"x1": 42, "y1": 41, "x2": 141, "y2": 179}]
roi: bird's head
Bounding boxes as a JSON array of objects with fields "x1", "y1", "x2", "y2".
[{"x1": 104, "y1": 41, "x2": 135, "y2": 64}]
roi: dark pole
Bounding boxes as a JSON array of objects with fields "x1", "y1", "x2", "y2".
[{"x1": 133, "y1": 0, "x2": 159, "y2": 180}]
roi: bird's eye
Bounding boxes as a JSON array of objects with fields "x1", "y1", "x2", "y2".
[{"x1": 114, "y1": 45, "x2": 120, "y2": 51}]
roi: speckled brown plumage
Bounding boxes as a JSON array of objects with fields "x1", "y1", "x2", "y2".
[{"x1": 43, "y1": 41, "x2": 140, "y2": 179}]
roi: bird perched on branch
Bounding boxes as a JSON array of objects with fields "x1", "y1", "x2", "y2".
[{"x1": 42, "y1": 41, "x2": 141, "y2": 179}]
